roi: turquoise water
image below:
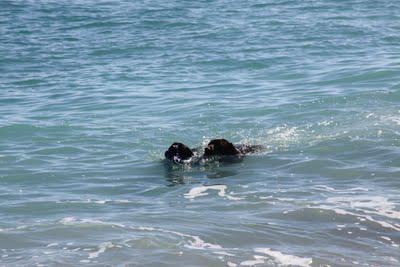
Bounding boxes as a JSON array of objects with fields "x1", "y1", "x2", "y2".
[{"x1": 1, "y1": 0, "x2": 400, "y2": 266}]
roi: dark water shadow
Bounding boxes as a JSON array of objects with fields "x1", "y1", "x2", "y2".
[{"x1": 163, "y1": 158, "x2": 241, "y2": 186}]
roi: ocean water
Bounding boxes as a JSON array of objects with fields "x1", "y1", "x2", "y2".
[{"x1": 1, "y1": 0, "x2": 400, "y2": 266}]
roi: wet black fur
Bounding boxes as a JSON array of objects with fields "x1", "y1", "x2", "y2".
[
  {"x1": 165, "y1": 139, "x2": 262, "y2": 164},
  {"x1": 164, "y1": 142, "x2": 194, "y2": 164}
]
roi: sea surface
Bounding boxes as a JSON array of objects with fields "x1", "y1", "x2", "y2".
[{"x1": 1, "y1": 0, "x2": 400, "y2": 266}]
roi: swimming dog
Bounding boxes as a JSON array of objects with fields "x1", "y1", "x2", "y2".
[
  {"x1": 165, "y1": 139, "x2": 262, "y2": 164},
  {"x1": 203, "y1": 138, "x2": 262, "y2": 157},
  {"x1": 164, "y1": 142, "x2": 196, "y2": 164}
]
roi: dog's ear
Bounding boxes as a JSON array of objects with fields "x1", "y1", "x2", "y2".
[
  {"x1": 219, "y1": 139, "x2": 239, "y2": 155},
  {"x1": 178, "y1": 143, "x2": 194, "y2": 159}
]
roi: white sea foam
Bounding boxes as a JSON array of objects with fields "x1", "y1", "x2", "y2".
[
  {"x1": 313, "y1": 203, "x2": 400, "y2": 232},
  {"x1": 137, "y1": 226, "x2": 157, "y2": 231},
  {"x1": 185, "y1": 236, "x2": 222, "y2": 250},
  {"x1": 240, "y1": 255, "x2": 266, "y2": 266},
  {"x1": 133, "y1": 225, "x2": 224, "y2": 251},
  {"x1": 88, "y1": 242, "x2": 114, "y2": 259},
  {"x1": 255, "y1": 248, "x2": 312, "y2": 267},
  {"x1": 346, "y1": 187, "x2": 369, "y2": 192},
  {"x1": 59, "y1": 217, "x2": 125, "y2": 228},
  {"x1": 213, "y1": 251, "x2": 236, "y2": 257},
  {"x1": 313, "y1": 185, "x2": 369, "y2": 193},
  {"x1": 59, "y1": 217, "x2": 77, "y2": 224},
  {"x1": 58, "y1": 199, "x2": 132, "y2": 204},
  {"x1": 275, "y1": 197, "x2": 296, "y2": 202},
  {"x1": 308, "y1": 193, "x2": 400, "y2": 231},
  {"x1": 326, "y1": 196, "x2": 400, "y2": 221},
  {"x1": 184, "y1": 185, "x2": 243, "y2": 200},
  {"x1": 313, "y1": 185, "x2": 336, "y2": 192},
  {"x1": 184, "y1": 186, "x2": 209, "y2": 199},
  {"x1": 366, "y1": 113, "x2": 375, "y2": 119},
  {"x1": 94, "y1": 200, "x2": 107, "y2": 204},
  {"x1": 381, "y1": 115, "x2": 400, "y2": 125},
  {"x1": 258, "y1": 195, "x2": 273, "y2": 200}
]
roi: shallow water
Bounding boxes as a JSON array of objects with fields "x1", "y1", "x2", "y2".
[{"x1": 1, "y1": 0, "x2": 400, "y2": 266}]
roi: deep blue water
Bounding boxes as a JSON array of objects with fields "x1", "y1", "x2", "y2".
[{"x1": 1, "y1": 0, "x2": 400, "y2": 266}]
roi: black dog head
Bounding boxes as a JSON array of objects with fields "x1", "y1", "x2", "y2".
[
  {"x1": 204, "y1": 139, "x2": 240, "y2": 157},
  {"x1": 165, "y1": 142, "x2": 194, "y2": 164}
]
